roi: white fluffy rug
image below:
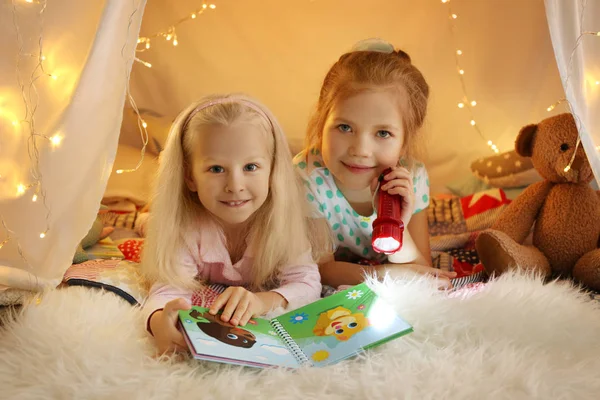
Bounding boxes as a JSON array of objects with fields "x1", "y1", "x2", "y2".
[{"x1": 2, "y1": 273, "x2": 600, "y2": 400}]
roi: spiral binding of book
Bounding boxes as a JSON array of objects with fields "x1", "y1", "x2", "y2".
[{"x1": 270, "y1": 320, "x2": 312, "y2": 366}]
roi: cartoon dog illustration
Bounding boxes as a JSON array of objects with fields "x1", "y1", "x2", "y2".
[
  {"x1": 189, "y1": 309, "x2": 256, "y2": 349},
  {"x1": 312, "y1": 306, "x2": 369, "y2": 341}
]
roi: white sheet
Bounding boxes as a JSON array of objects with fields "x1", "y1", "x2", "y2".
[
  {"x1": 0, "y1": 0, "x2": 145, "y2": 290},
  {"x1": 545, "y1": 0, "x2": 600, "y2": 185}
]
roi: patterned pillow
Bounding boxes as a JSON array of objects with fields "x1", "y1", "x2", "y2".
[{"x1": 471, "y1": 150, "x2": 542, "y2": 188}]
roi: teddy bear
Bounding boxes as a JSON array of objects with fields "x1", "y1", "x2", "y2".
[{"x1": 475, "y1": 113, "x2": 600, "y2": 290}]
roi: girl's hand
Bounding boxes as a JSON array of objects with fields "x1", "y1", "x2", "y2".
[
  {"x1": 209, "y1": 287, "x2": 268, "y2": 327},
  {"x1": 372, "y1": 166, "x2": 416, "y2": 226},
  {"x1": 149, "y1": 298, "x2": 191, "y2": 355},
  {"x1": 379, "y1": 263, "x2": 457, "y2": 289}
]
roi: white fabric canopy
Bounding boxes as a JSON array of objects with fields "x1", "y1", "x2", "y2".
[
  {"x1": 0, "y1": 0, "x2": 145, "y2": 291},
  {"x1": 545, "y1": 0, "x2": 600, "y2": 184}
]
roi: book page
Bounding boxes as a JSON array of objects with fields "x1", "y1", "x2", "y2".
[
  {"x1": 179, "y1": 307, "x2": 300, "y2": 369},
  {"x1": 274, "y1": 283, "x2": 413, "y2": 367}
]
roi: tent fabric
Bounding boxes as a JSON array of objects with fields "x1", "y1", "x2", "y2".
[
  {"x1": 127, "y1": 0, "x2": 566, "y2": 194},
  {"x1": 545, "y1": 0, "x2": 600, "y2": 184},
  {"x1": 0, "y1": 0, "x2": 146, "y2": 291}
]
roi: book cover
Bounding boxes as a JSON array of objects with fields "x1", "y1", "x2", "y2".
[
  {"x1": 179, "y1": 308, "x2": 301, "y2": 368},
  {"x1": 179, "y1": 283, "x2": 412, "y2": 368},
  {"x1": 273, "y1": 282, "x2": 413, "y2": 367}
]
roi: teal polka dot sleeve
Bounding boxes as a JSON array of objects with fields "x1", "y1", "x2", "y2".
[
  {"x1": 412, "y1": 162, "x2": 430, "y2": 214},
  {"x1": 293, "y1": 152, "x2": 328, "y2": 219}
]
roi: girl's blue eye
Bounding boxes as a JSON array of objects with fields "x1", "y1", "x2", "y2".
[
  {"x1": 337, "y1": 124, "x2": 352, "y2": 133},
  {"x1": 376, "y1": 130, "x2": 392, "y2": 138},
  {"x1": 209, "y1": 166, "x2": 224, "y2": 173},
  {"x1": 244, "y1": 163, "x2": 259, "y2": 172}
]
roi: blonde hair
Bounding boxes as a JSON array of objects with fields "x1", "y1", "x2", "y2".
[
  {"x1": 306, "y1": 48, "x2": 430, "y2": 163},
  {"x1": 142, "y1": 94, "x2": 314, "y2": 291}
]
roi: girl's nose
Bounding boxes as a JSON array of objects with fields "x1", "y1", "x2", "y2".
[{"x1": 225, "y1": 171, "x2": 245, "y2": 193}]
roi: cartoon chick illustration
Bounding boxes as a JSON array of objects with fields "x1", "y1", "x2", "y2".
[{"x1": 313, "y1": 306, "x2": 369, "y2": 341}]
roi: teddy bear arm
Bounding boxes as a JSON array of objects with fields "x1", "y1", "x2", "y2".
[{"x1": 492, "y1": 180, "x2": 553, "y2": 243}]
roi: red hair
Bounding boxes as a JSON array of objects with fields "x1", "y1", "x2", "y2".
[{"x1": 306, "y1": 49, "x2": 430, "y2": 161}]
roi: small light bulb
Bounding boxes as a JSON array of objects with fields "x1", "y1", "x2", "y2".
[
  {"x1": 494, "y1": 148, "x2": 500, "y2": 153},
  {"x1": 471, "y1": 101, "x2": 477, "y2": 106},
  {"x1": 458, "y1": 103, "x2": 464, "y2": 108},
  {"x1": 596, "y1": 32, "x2": 600, "y2": 36},
  {"x1": 142, "y1": 121, "x2": 148, "y2": 128},
  {"x1": 203, "y1": 4, "x2": 207, "y2": 8},
  {"x1": 173, "y1": 39, "x2": 178, "y2": 46},
  {"x1": 166, "y1": 34, "x2": 172, "y2": 41},
  {"x1": 209, "y1": 4, "x2": 216, "y2": 8},
  {"x1": 564, "y1": 165, "x2": 571, "y2": 172},
  {"x1": 41, "y1": 55, "x2": 46, "y2": 61},
  {"x1": 487, "y1": 140, "x2": 492, "y2": 145},
  {"x1": 451, "y1": 14, "x2": 458, "y2": 19},
  {"x1": 491, "y1": 144, "x2": 497, "y2": 150},
  {"x1": 191, "y1": 13, "x2": 197, "y2": 19},
  {"x1": 25, "y1": 0, "x2": 33, "y2": 3},
  {"x1": 50, "y1": 134, "x2": 62, "y2": 147},
  {"x1": 12, "y1": 120, "x2": 18, "y2": 126},
  {"x1": 459, "y1": 69, "x2": 465, "y2": 75},
  {"x1": 32, "y1": 194, "x2": 38, "y2": 202},
  {"x1": 470, "y1": 120, "x2": 476, "y2": 126},
  {"x1": 456, "y1": 50, "x2": 462, "y2": 55},
  {"x1": 146, "y1": 42, "x2": 150, "y2": 49},
  {"x1": 116, "y1": 169, "x2": 124, "y2": 174},
  {"x1": 596, "y1": 81, "x2": 599, "y2": 85},
  {"x1": 441, "y1": 0, "x2": 449, "y2": 3},
  {"x1": 39, "y1": 232, "x2": 46, "y2": 239},
  {"x1": 17, "y1": 184, "x2": 26, "y2": 195},
  {"x1": 50, "y1": 74, "x2": 58, "y2": 80},
  {"x1": 137, "y1": 38, "x2": 142, "y2": 43}
]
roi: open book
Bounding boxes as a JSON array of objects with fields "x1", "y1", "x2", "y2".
[{"x1": 178, "y1": 283, "x2": 413, "y2": 368}]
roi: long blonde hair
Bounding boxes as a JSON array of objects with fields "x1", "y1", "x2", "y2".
[
  {"x1": 306, "y1": 47, "x2": 430, "y2": 163},
  {"x1": 142, "y1": 94, "x2": 313, "y2": 290}
]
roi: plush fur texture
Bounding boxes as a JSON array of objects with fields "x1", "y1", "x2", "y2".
[
  {"x1": 1, "y1": 274, "x2": 600, "y2": 399},
  {"x1": 476, "y1": 113, "x2": 600, "y2": 290}
]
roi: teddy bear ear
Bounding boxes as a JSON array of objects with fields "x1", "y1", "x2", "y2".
[{"x1": 515, "y1": 124, "x2": 538, "y2": 157}]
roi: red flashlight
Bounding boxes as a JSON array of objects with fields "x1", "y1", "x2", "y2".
[{"x1": 372, "y1": 168, "x2": 404, "y2": 254}]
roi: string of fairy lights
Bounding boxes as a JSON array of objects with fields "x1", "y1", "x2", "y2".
[
  {"x1": 116, "y1": 2, "x2": 217, "y2": 174},
  {"x1": 1, "y1": 1, "x2": 218, "y2": 259},
  {"x1": 441, "y1": 0, "x2": 500, "y2": 154},
  {"x1": 133, "y1": 3, "x2": 216, "y2": 70},
  {"x1": 545, "y1": 0, "x2": 599, "y2": 172},
  {"x1": 0, "y1": 0, "x2": 54, "y2": 268}
]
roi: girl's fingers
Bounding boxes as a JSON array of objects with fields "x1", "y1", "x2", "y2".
[
  {"x1": 388, "y1": 186, "x2": 412, "y2": 197},
  {"x1": 384, "y1": 167, "x2": 410, "y2": 181},
  {"x1": 230, "y1": 297, "x2": 250, "y2": 326},
  {"x1": 209, "y1": 289, "x2": 232, "y2": 315},
  {"x1": 164, "y1": 298, "x2": 191, "y2": 323},
  {"x1": 381, "y1": 178, "x2": 411, "y2": 191},
  {"x1": 238, "y1": 309, "x2": 255, "y2": 327},
  {"x1": 221, "y1": 289, "x2": 244, "y2": 322}
]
